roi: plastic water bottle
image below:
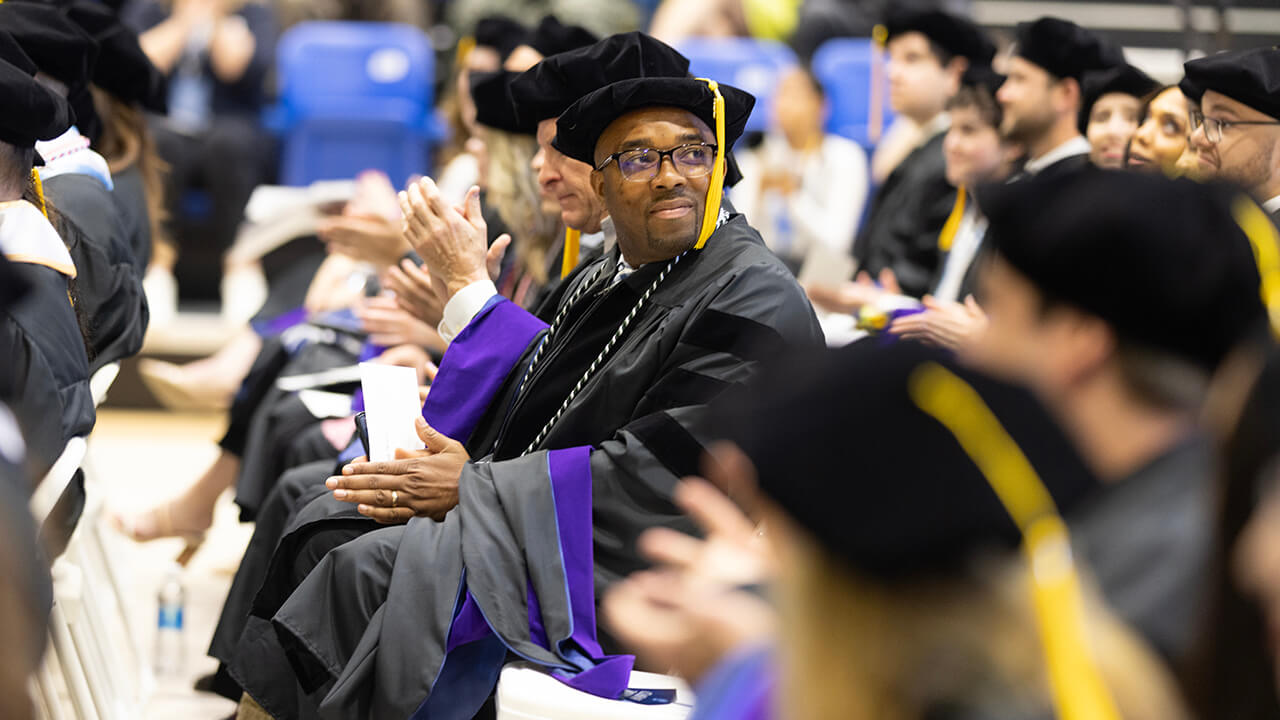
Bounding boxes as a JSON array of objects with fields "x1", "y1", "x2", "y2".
[{"x1": 154, "y1": 563, "x2": 186, "y2": 677}]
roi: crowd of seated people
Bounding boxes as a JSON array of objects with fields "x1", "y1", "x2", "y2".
[{"x1": 8, "y1": 2, "x2": 1280, "y2": 720}]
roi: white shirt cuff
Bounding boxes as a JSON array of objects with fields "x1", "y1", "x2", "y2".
[{"x1": 438, "y1": 279, "x2": 498, "y2": 344}]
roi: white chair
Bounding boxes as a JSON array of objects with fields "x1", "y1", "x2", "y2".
[
  {"x1": 31, "y1": 428, "x2": 146, "y2": 720},
  {"x1": 87, "y1": 364, "x2": 120, "y2": 408},
  {"x1": 30, "y1": 438, "x2": 97, "y2": 720},
  {"x1": 496, "y1": 662, "x2": 694, "y2": 720}
]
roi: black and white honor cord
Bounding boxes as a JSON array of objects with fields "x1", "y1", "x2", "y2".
[{"x1": 518, "y1": 250, "x2": 688, "y2": 455}]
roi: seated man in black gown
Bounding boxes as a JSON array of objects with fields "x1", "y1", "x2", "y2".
[{"x1": 229, "y1": 60, "x2": 823, "y2": 720}]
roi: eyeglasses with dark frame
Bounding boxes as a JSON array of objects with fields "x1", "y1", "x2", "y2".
[
  {"x1": 1189, "y1": 108, "x2": 1280, "y2": 144},
  {"x1": 595, "y1": 143, "x2": 718, "y2": 182}
]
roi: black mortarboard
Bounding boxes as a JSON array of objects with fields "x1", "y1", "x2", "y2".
[
  {"x1": 883, "y1": 4, "x2": 996, "y2": 66},
  {"x1": 469, "y1": 69, "x2": 529, "y2": 134},
  {"x1": 509, "y1": 32, "x2": 691, "y2": 130},
  {"x1": 982, "y1": 170, "x2": 1268, "y2": 372},
  {"x1": 1014, "y1": 17, "x2": 1122, "y2": 81},
  {"x1": 0, "y1": 3, "x2": 100, "y2": 139},
  {"x1": 0, "y1": 3, "x2": 98, "y2": 94},
  {"x1": 526, "y1": 16, "x2": 597, "y2": 58},
  {"x1": 0, "y1": 52, "x2": 74, "y2": 150},
  {"x1": 961, "y1": 63, "x2": 1005, "y2": 97},
  {"x1": 473, "y1": 15, "x2": 527, "y2": 62},
  {"x1": 1178, "y1": 74, "x2": 1203, "y2": 104},
  {"x1": 720, "y1": 340, "x2": 1096, "y2": 580},
  {"x1": 554, "y1": 77, "x2": 754, "y2": 167},
  {"x1": 1183, "y1": 47, "x2": 1280, "y2": 121},
  {"x1": 1079, "y1": 63, "x2": 1159, "y2": 133},
  {"x1": 65, "y1": 1, "x2": 167, "y2": 112}
]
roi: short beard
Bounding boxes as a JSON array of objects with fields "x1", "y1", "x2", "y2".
[
  {"x1": 1218, "y1": 139, "x2": 1276, "y2": 196},
  {"x1": 1001, "y1": 109, "x2": 1055, "y2": 148}
]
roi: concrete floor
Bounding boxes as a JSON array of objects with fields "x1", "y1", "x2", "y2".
[{"x1": 85, "y1": 408, "x2": 253, "y2": 719}]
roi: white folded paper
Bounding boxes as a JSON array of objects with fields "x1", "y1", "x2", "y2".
[{"x1": 359, "y1": 362, "x2": 425, "y2": 462}]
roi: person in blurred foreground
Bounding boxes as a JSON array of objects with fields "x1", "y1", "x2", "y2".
[
  {"x1": 1183, "y1": 345, "x2": 1280, "y2": 720},
  {"x1": 609, "y1": 340, "x2": 1190, "y2": 720},
  {"x1": 968, "y1": 170, "x2": 1272, "y2": 662}
]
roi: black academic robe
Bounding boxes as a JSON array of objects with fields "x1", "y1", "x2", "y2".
[
  {"x1": 229, "y1": 213, "x2": 824, "y2": 719},
  {"x1": 45, "y1": 174, "x2": 149, "y2": 371},
  {"x1": 852, "y1": 131, "x2": 956, "y2": 298},
  {"x1": 1011, "y1": 153, "x2": 1093, "y2": 184},
  {"x1": 109, "y1": 164, "x2": 152, "y2": 269},
  {"x1": 1067, "y1": 434, "x2": 1210, "y2": 663},
  {"x1": 0, "y1": 263, "x2": 95, "y2": 480}
]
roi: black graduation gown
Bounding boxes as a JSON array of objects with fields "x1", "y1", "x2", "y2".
[
  {"x1": 0, "y1": 419, "x2": 52, "y2": 672},
  {"x1": 1067, "y1": 434, "x2": 1211, "y2": 663},
  {"x1": 109, "y1": 164, "x2": 152, "y2": 269},
  {"x1": 45, "y1": 174, "x2": 149, "y2": 371},
  {"x1": 0, "y1": 261, "x2": 95, "y2": 479},
  {"x1": 230, "y1": 214, "x2": 824, "y2": 719},
  {"x1": 852, "y1": 131, "x2": 956, "y2": 298}
]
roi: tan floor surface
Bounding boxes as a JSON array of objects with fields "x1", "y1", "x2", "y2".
[{"x1": 85, "y1": 408, "x2": 254, "y2": 719}]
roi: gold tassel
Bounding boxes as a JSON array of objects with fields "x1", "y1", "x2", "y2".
[
  {"x1": 694, "y1": 78, "x2": 726, "y2": 250},
  {"x1": 868, "y1": 24, "x2": 889, "y2": 145},
  {"x1": 31, "y1": 168, "x2": 48, "y2": 219},
  {"x1": 909, "y1": 362, "x2": 1122, "y2": 720},
  {"x1": 937, "y1": 186, "x2": 967, "y2": 252},
  {"x1": 560, "y1": 227, "x2": 581, "y2": 279},
  {"x1": 1233, "y1": 195, "x2": 1280, "y2": 338}
]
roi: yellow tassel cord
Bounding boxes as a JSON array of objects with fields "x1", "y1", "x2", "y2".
[
  {"x1": 937, "y1": 186, "x2": 967, "y2": 252},
  {"x1": 694, "y1": 78, "x2": 726, "y2": 250},
  {"x1": 1232, "y1": 196, "x2": 1280, "y2": 339},
  {"x1": 908, "y1": 363, "x2": 1122, "y2": 720},
  {"x1": 455, "y1": 36, "x2": 475, "y2": 68},
  {"x1": 31, "y1": 167, "x2": 48, "y2": 219},
  {"x1": 560, "y1": 227, "x2": 581, "y2": 279},
  {"x1": 31, "y1": 167, "x2": 76, "y2": 308},
  {"x1": 868, "y1": 24, "x2": 888, "y2": 145}
]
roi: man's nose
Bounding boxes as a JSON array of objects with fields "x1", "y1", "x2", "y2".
[
  {"x1": 1188, "y1": 122, "x2": 1211, "y2": 149},
  {"x1": 651, "y1": 156, "x2": 687, "y2": 189}
]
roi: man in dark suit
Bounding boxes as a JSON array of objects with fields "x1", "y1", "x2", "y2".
[
  {"x1": 1182, "y1": 47, "x2": 1280, "y2": 226},
  {"x1": 850, "y1": 6, "x2": 994, "y2": 298},
  {"x1": 997, "y1": 17, "x2": 1119, "y2": 179}
]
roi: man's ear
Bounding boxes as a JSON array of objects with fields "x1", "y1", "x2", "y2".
[
  {"x1": 1056, "y1": 76, "x2": 1082, "y2": 116},
  {"x1": 945, "y1": 56, "x2": 969, "y2": 93},
  {"x1": 590, "y1": 168, "x2": 606, "y2": 200},
  {"x1": 1054, "y1": 311, "x2": 1116, "y2": 386}
]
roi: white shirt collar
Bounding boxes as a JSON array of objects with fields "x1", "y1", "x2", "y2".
[
  {"x1": 1024, "y1": 136, "x2": 1092, "y2": 176},
  {"x1": 0, "y1": 200, "x2": 76, "y2": 277},
  {"x1": 1263, "y1": 195, "x2": 1280, "y2": 215},
  {"x1": 919, "y1": 113, "x2": 951, "y2": 144},
  {"x1": 601, "y1": 216, "x2": 616, "y2": 254},
  {"x1": 34, "y1": 126, "x2": 114, "y2": 191}
]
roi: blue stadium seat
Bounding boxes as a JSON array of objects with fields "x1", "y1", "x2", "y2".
[
  {"x1": 677, "y1": 37, "x2": 798, "y2": 138},
  {"x1": 267, "y1": 21, "x2": 440, "y2": 187},
  {"x1": 811, "y1": 38, "x2": 894, "y2": 150}
]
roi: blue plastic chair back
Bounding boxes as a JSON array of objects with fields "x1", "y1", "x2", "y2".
[
  {"x1": 811, "y1": 38, "x2": 894, "y2": 150},
  {"x1": 269, "y1": 21, "x2": 437, "y2": 187},
  {"x1": 677, "y1": 38, "x2": 798, "y2": 137}
]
